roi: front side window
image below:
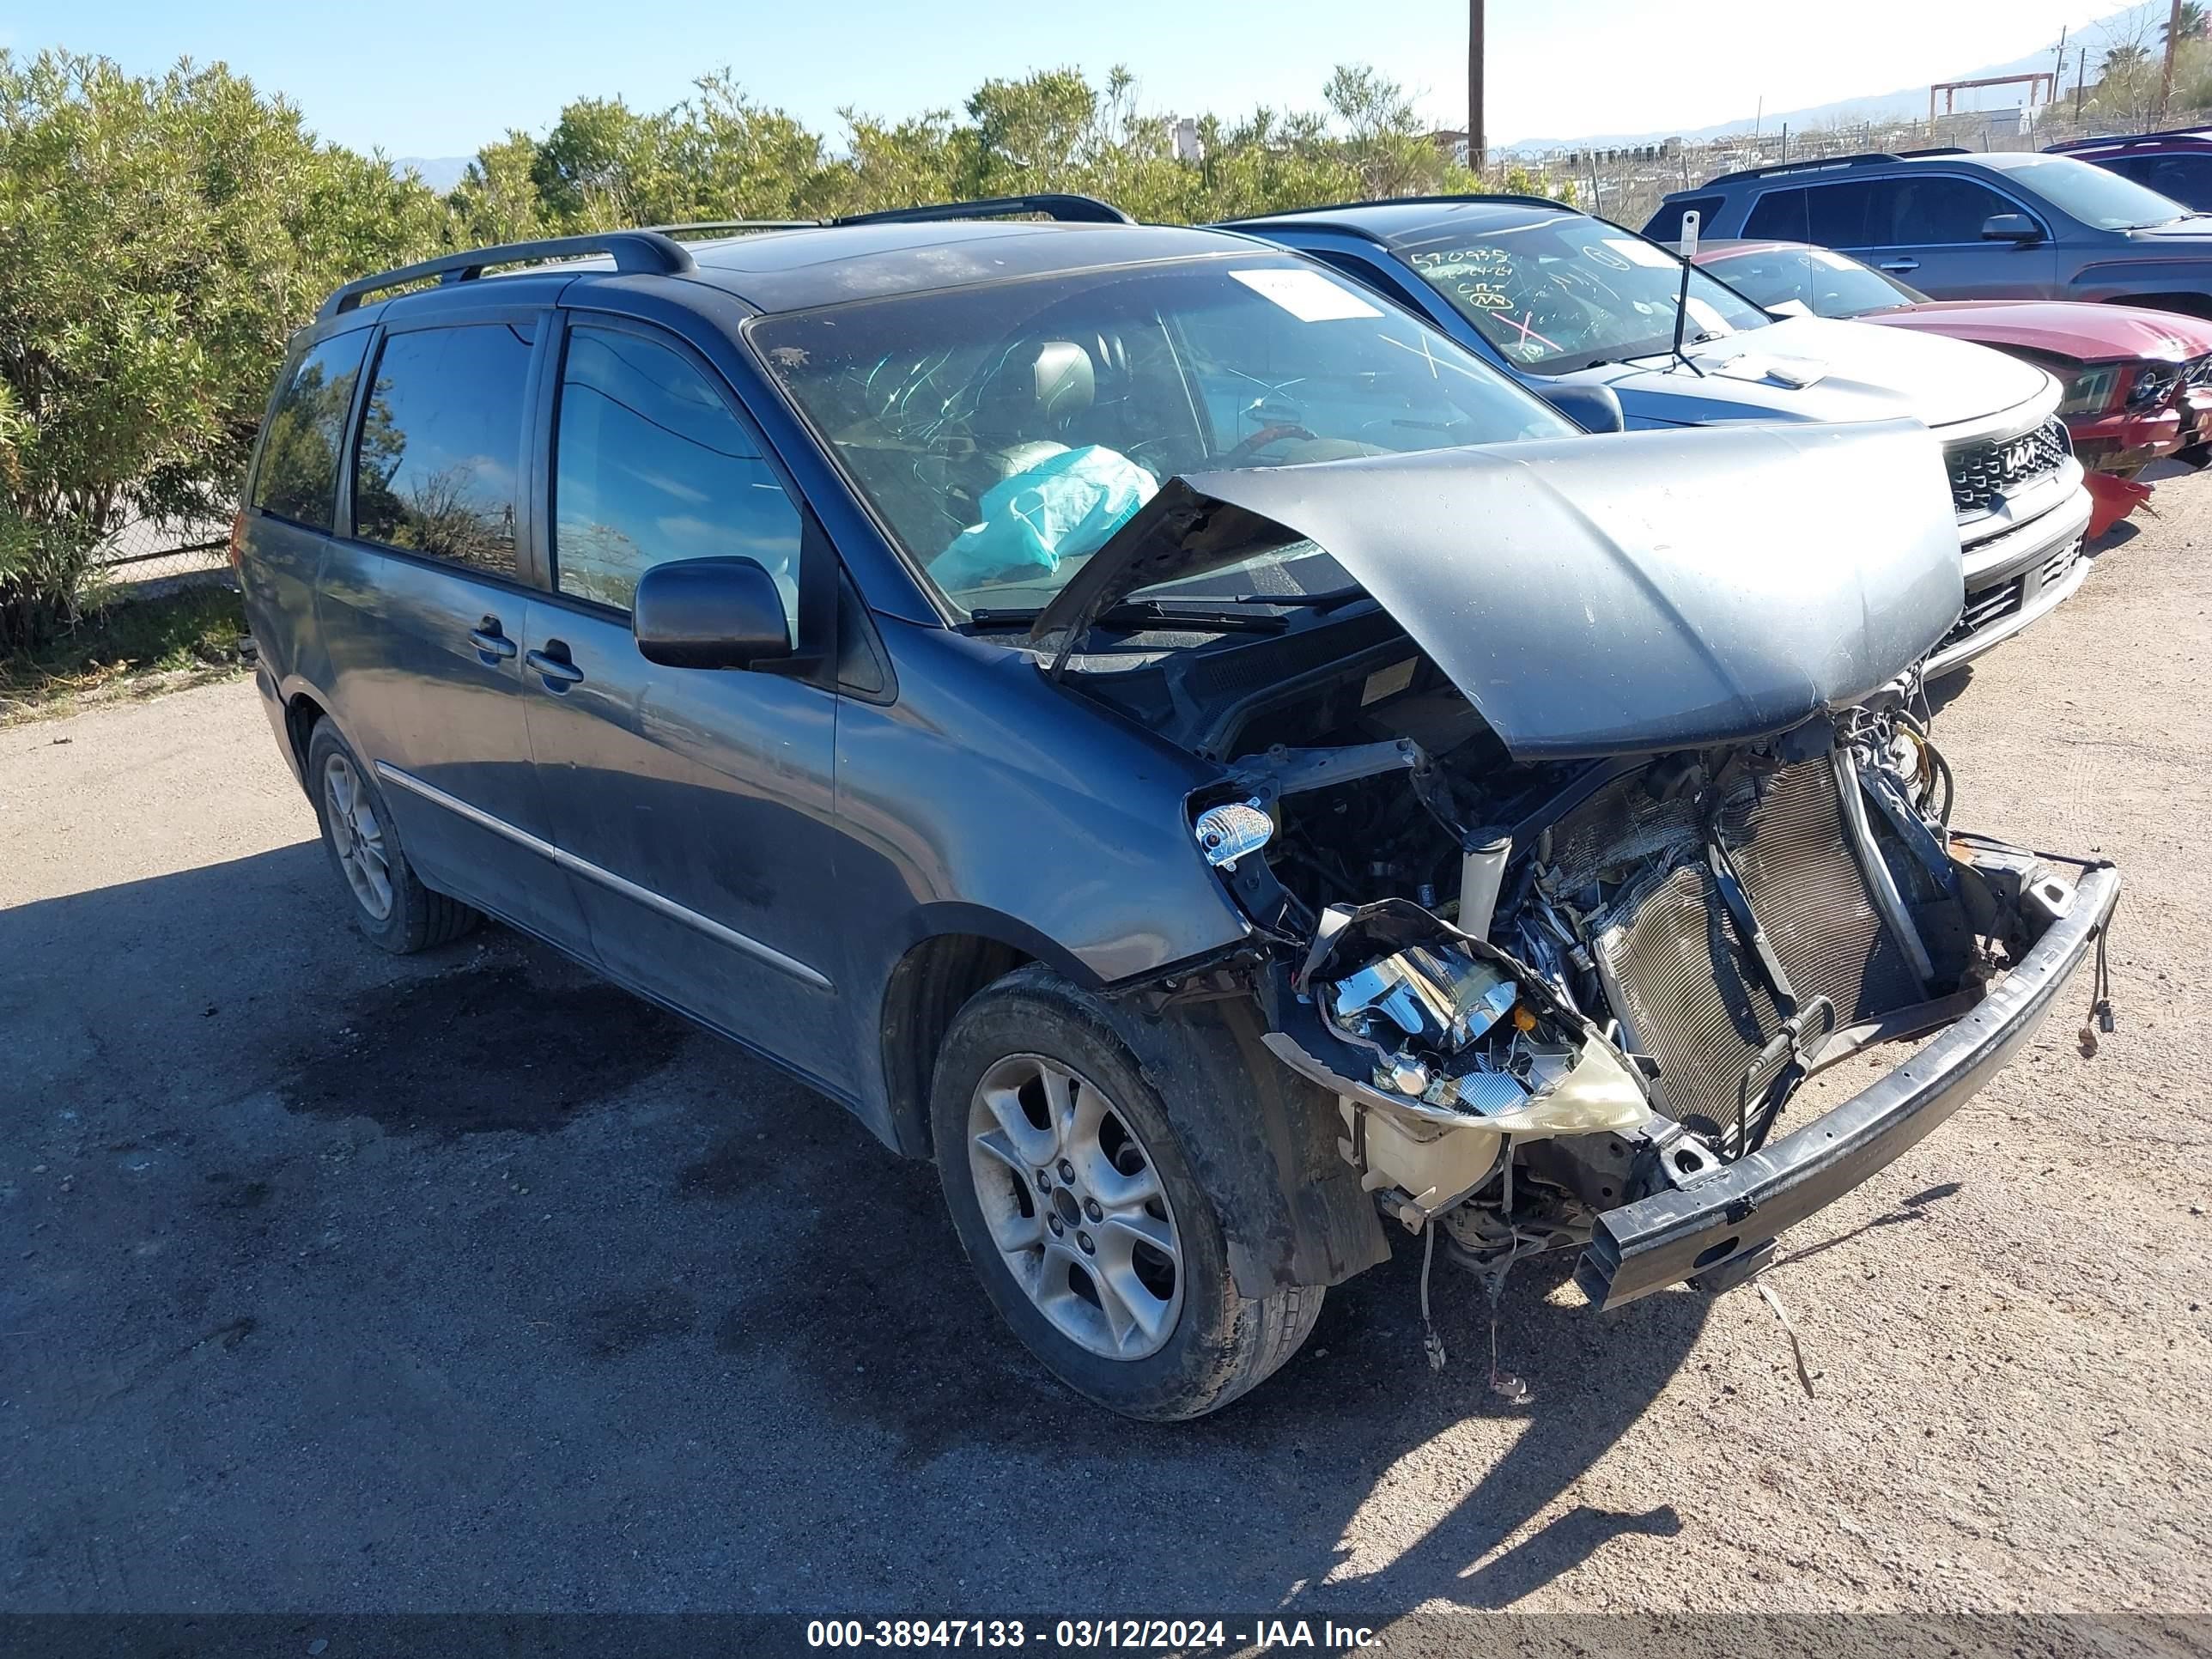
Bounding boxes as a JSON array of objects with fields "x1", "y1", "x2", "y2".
[
  {"x1": 351, "y1": 323, "x2": 533, "y2": 577},
  {"x1": 252, "y1": 331, "x2": 370, "y2": 532},
  {"x1": 1389, "y1": 210, "x2": 1770, "y2": 373},
  {"x1": 1871, "y1": 174, "x2": 2018, "y2": 245},
  {"x1": 751, "y1": 256, "x2": 1572, "y2": 614},
  {"x1": 551, "y1": 325, "x2": 802, "y2": 633},
  {"x1": 1702, "y1": 246, "x2": 1923, "y2": 317}
]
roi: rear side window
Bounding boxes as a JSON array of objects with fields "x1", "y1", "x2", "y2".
[
  {"x1": 252, "y1": 331, "x2": 370, "y2": 532},
  {"x1": 1741, "y1": 187, "x2": 1808, "y2": 242},
  {"x1": 351, "y1": 323, "x2": 534, "y2": 577},
  {"x1": 1747, "y1": 181, "x2": 1878, "y2": 247},
  {"x1": 1644, "y1": 196, "x2": 1723, "y2": 243},
  {"x1": 551, "y1": 324, "x2": 804, "y2": 631}
]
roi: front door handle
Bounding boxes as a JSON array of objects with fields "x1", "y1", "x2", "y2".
[
  {"x1": 1877, "y1": 258, "x2": 1920, "y2": 273},
  {"x1": 526, "y1": 643, "x2": 585, "y2": 689},
  {"x1": 468, "y1": 617, "x2": 518, "y2": 661}
]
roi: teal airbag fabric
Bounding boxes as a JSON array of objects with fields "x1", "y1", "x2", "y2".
[{"x1": 931, "y1": 445, "x2": 1158, "y2": 590}]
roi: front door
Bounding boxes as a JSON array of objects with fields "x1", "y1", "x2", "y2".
[
  {"x1": 518, "y1": 313, "x2": 849, "y2": 1088},
  {"x1": 1851, "y1": 173, "x2": 2059, "y2": 301},
  {"x1": 318, "y1": 314, "x2": 592, "y2": 954}
]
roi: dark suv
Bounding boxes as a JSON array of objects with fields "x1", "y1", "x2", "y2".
[
  {"x1": 2049, "y1": 128, "x2": 2212, "y2": 212},
  {"x1": 236, "y1": 202, "x2": 2119, "y2": 1420},
  {"x1": 1649, "y1": 149, "x2": 2212, "y2": 313}
]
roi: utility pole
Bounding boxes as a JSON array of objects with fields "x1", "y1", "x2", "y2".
[
  {"x1": 1468, "y1": 0, "x2": 1486, "y2": 178},
  {"x1": 2161, "y1": 0, "x2": 2184, "y2": 125}
]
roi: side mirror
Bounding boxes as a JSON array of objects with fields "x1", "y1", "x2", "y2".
[
  {"x1": 1536, "y1": 382, "x2": 1627, "y2": 434},
  {"x1": 1982, "y1": 212, "x2": 2041, "y2": 244},
  {"x1": 633, "y1": 556, "x2": 793, "y2": 670}
]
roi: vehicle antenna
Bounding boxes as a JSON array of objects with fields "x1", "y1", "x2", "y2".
[{"x1": 1671, "y1": 209, "x2": 1706, "y2": 377}]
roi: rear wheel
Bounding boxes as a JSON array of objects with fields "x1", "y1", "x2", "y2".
[
  {"x1": 305, "y1": 721, "x2": 479, "y2": 955},
  {"x1": 931, "y1": 965, "x2": 1322, "y2": 1420}
]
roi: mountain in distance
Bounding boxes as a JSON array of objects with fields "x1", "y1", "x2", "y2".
[
  {"x1": 394, "y1": 155, "x2": 474, "y2": 191},
  {"x1": 1500, "y1": 0, "x2": 2163, "y2": 153}
]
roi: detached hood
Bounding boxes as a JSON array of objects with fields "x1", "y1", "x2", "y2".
[
  {"x1": 1564, "y1": 313, "x2": 2051, "y2": 432},
  {"x1": 1863, "y1": 298, "x2": 2212, "y2": 364},
  {"x1": 1032, "y1": 420, "x2": 1964, "y2": 760}
]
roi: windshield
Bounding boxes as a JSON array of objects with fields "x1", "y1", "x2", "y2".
[
  {"x1": 1701, "y1": 245, "x2": 1925, "y2": 318},
  {"x1": 1387, "y1": 210, "x2": 1771, "y2": 373},
  {"x1": 1997, "y1": 155, "x2": 2194, "y2": 230},
  {"x1": 750, "y1": 256, "x2": 1574, "y2": 617}
]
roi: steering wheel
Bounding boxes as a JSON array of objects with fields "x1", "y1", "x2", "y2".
[{"x1": 1216, "y1": 421, "x2": 1317, "y2": 466}]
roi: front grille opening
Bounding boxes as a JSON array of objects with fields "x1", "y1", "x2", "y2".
[
  {"x1": 1946, "y1": 417, "x2": 2069, "y2": 515},
  {"x1": 1941, "y1": 576, "x2": 2026, "y2": 651}
]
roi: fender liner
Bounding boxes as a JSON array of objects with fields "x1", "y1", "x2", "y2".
[{"x1": 1096, "y1": 982, "x2": 1391, "y2": 1297}]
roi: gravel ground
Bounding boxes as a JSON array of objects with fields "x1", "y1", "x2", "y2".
[{"x1": 2, "y1": 476, "x2": 2209, "y2": 1633}]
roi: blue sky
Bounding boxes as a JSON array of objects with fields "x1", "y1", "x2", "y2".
[{"x1": 0, "y1": 0, "x2": 2151, "y2": 158}]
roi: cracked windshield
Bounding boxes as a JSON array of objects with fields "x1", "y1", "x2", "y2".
[
  {"x1": 1392, "y1": 210, "x2": 1767, "y2": 373},
  {"x1": 753, "y1": 256, "x2": 1572, "y2": 615}
]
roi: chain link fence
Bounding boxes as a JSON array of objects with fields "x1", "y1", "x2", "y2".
[
  {"x1": 91, "y1": 507, "x2": 235, "y2": 597},
  {"x1": 1534, "y1": 105, "x2": 2212, "y2": 235}
]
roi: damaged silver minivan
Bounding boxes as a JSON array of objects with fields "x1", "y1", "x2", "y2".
[{"x1": 241, "y1": 212, "x2": 2121, "y2": 1423}]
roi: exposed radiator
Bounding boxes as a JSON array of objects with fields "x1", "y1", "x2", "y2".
[{"x1": 1582, "y1": 760, "x2": 1919, "y2": 1131}]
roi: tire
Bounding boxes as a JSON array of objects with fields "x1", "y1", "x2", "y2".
[
  {"x1": 304, "y1": 720, "x2": 479, "y2": 955},
  {"x1": 931, "y1": 964, "x2": 1322, "y2": 1421}
]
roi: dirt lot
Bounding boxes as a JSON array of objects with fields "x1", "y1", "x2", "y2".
[{"x1": 3, "y1": 476, "x2": 2209, "y2": 1632}]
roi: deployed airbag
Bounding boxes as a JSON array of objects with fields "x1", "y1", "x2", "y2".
[{"x1": 931, "y1": 443, "x2": 1157, "y2": 592}]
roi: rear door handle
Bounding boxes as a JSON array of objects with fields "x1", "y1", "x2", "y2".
[
  {"x1": 526, "y1": 644, "x2": 585, "y2": 689},
  {"x1": 468, "y1": 617, "x2": 518, "y2": 661},
  {"x1": 1877, "y1": 258, "x2": 1919, "y2": 273}
]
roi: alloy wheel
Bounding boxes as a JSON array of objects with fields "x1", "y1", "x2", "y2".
[
  {"x1": 967, "y1": 1054, "x2": 1185, "y2": 1361},
  {"x1": 322, "y1": 752, "x2": 394, "y2": 922}
]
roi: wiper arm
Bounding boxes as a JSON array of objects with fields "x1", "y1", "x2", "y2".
[
  {"x1": 967, "y1": 601, "x2": 1289, "y2": 636},
  {"x1": 1224, "y1": 584, "x2": 1369, "y2": 611}
]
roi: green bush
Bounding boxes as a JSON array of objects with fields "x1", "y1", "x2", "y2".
[{"x1": 0, "y1": 48, "x2": 1580, "y2": 660}]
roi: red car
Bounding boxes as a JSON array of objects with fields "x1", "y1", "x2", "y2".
[{"x1": 1694, "y1": 239, "x2": 2212, "y2": 532}]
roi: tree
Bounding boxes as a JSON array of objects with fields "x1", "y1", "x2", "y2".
[
  {"x1": 2164, "y1": 2, "x2": 2208, "y2": 46},
  {"x1": 0, "y1": 49, "x2": 445, "y2": 648}
]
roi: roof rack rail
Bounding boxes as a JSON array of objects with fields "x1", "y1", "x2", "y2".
[
  {"x1": 833, "y1": 193, "x2": 1133, "y2": 226},
  {"x1": 2047, "y1": 126, "x2": 2212, "y2": 152},
  {"x1": 651, "y1": 218, "x2": 823, "y2": 238},
  {"x1": 1221, "y1": 191, "x2": 1572, "y2": 223},
  {"x1": 319, "y1": 231, "x2": 697, "y2": 320},
  {"x1": 1898, "y1": 145, "x2": 1972, "y2": 157},
  {"x1": 1692, "y1": 151, "x2": 1906, "y2": 191}
]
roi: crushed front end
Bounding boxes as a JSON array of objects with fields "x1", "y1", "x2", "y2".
[{"x1": 1203, "y1": 700, "x2": 2117, "y2": 1308}]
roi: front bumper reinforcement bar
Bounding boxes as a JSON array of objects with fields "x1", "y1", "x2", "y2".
[{"x1": 1576, "y1": 862, "x2": 2121, "y2": 1310}]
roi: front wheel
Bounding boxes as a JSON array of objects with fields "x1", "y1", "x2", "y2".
[{"x1": 931, "y1": 965, "x2": 1322, "y2": 1420}]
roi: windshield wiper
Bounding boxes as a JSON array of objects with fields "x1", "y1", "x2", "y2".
[
  {"x1": 968, "y1": 600, "x2": 1290, "y2": 635},
  {"x1": 1224, "y1": 584, "x2": 1370, "y2": 612}
]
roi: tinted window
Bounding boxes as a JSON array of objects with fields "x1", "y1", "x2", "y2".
[
  {"x1": 1807, "y1": 180, "x2": 1877, "y2": 246},
  {"x1": 552, "y1": 325, "x2": 804, "y2": 633},
  {"x1": 1874, "y1": 174, "x2": 2017, "y2": 244},
  {"x1": 252, "y1": 331, "x2": 369, "y2": 531},
  {"x1": 1742, "y1": 188, "x2": 1808, "y2": 242},
  {"x1": 1644, "y1": 196, "x2": 1724, "y2": 242},
  {"x1": 2116, "y1": 152, "x2": 2212, "y2": 210},
  {"x1": 351, "y1": 323, "x2": 533, "y2": 576}
]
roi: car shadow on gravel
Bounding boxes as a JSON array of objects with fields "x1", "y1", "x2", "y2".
[
  {"x1": 5, "y1": 842, "x2": 1711, "y2": 1617},
  {"x1": 708, "y1": 1087, "x2": 1712, "y2": 1613}
]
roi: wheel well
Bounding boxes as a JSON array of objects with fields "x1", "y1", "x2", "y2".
[
  {"x1": 2107, "y1": 292, "x2": 2212, "y2": 319},
  {"x1": 284, "y1": 692, "x2": 327, "y2": 771},
  {"x1": 880, "y1": 933, "x2": 1031, "y2": 1158}
]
